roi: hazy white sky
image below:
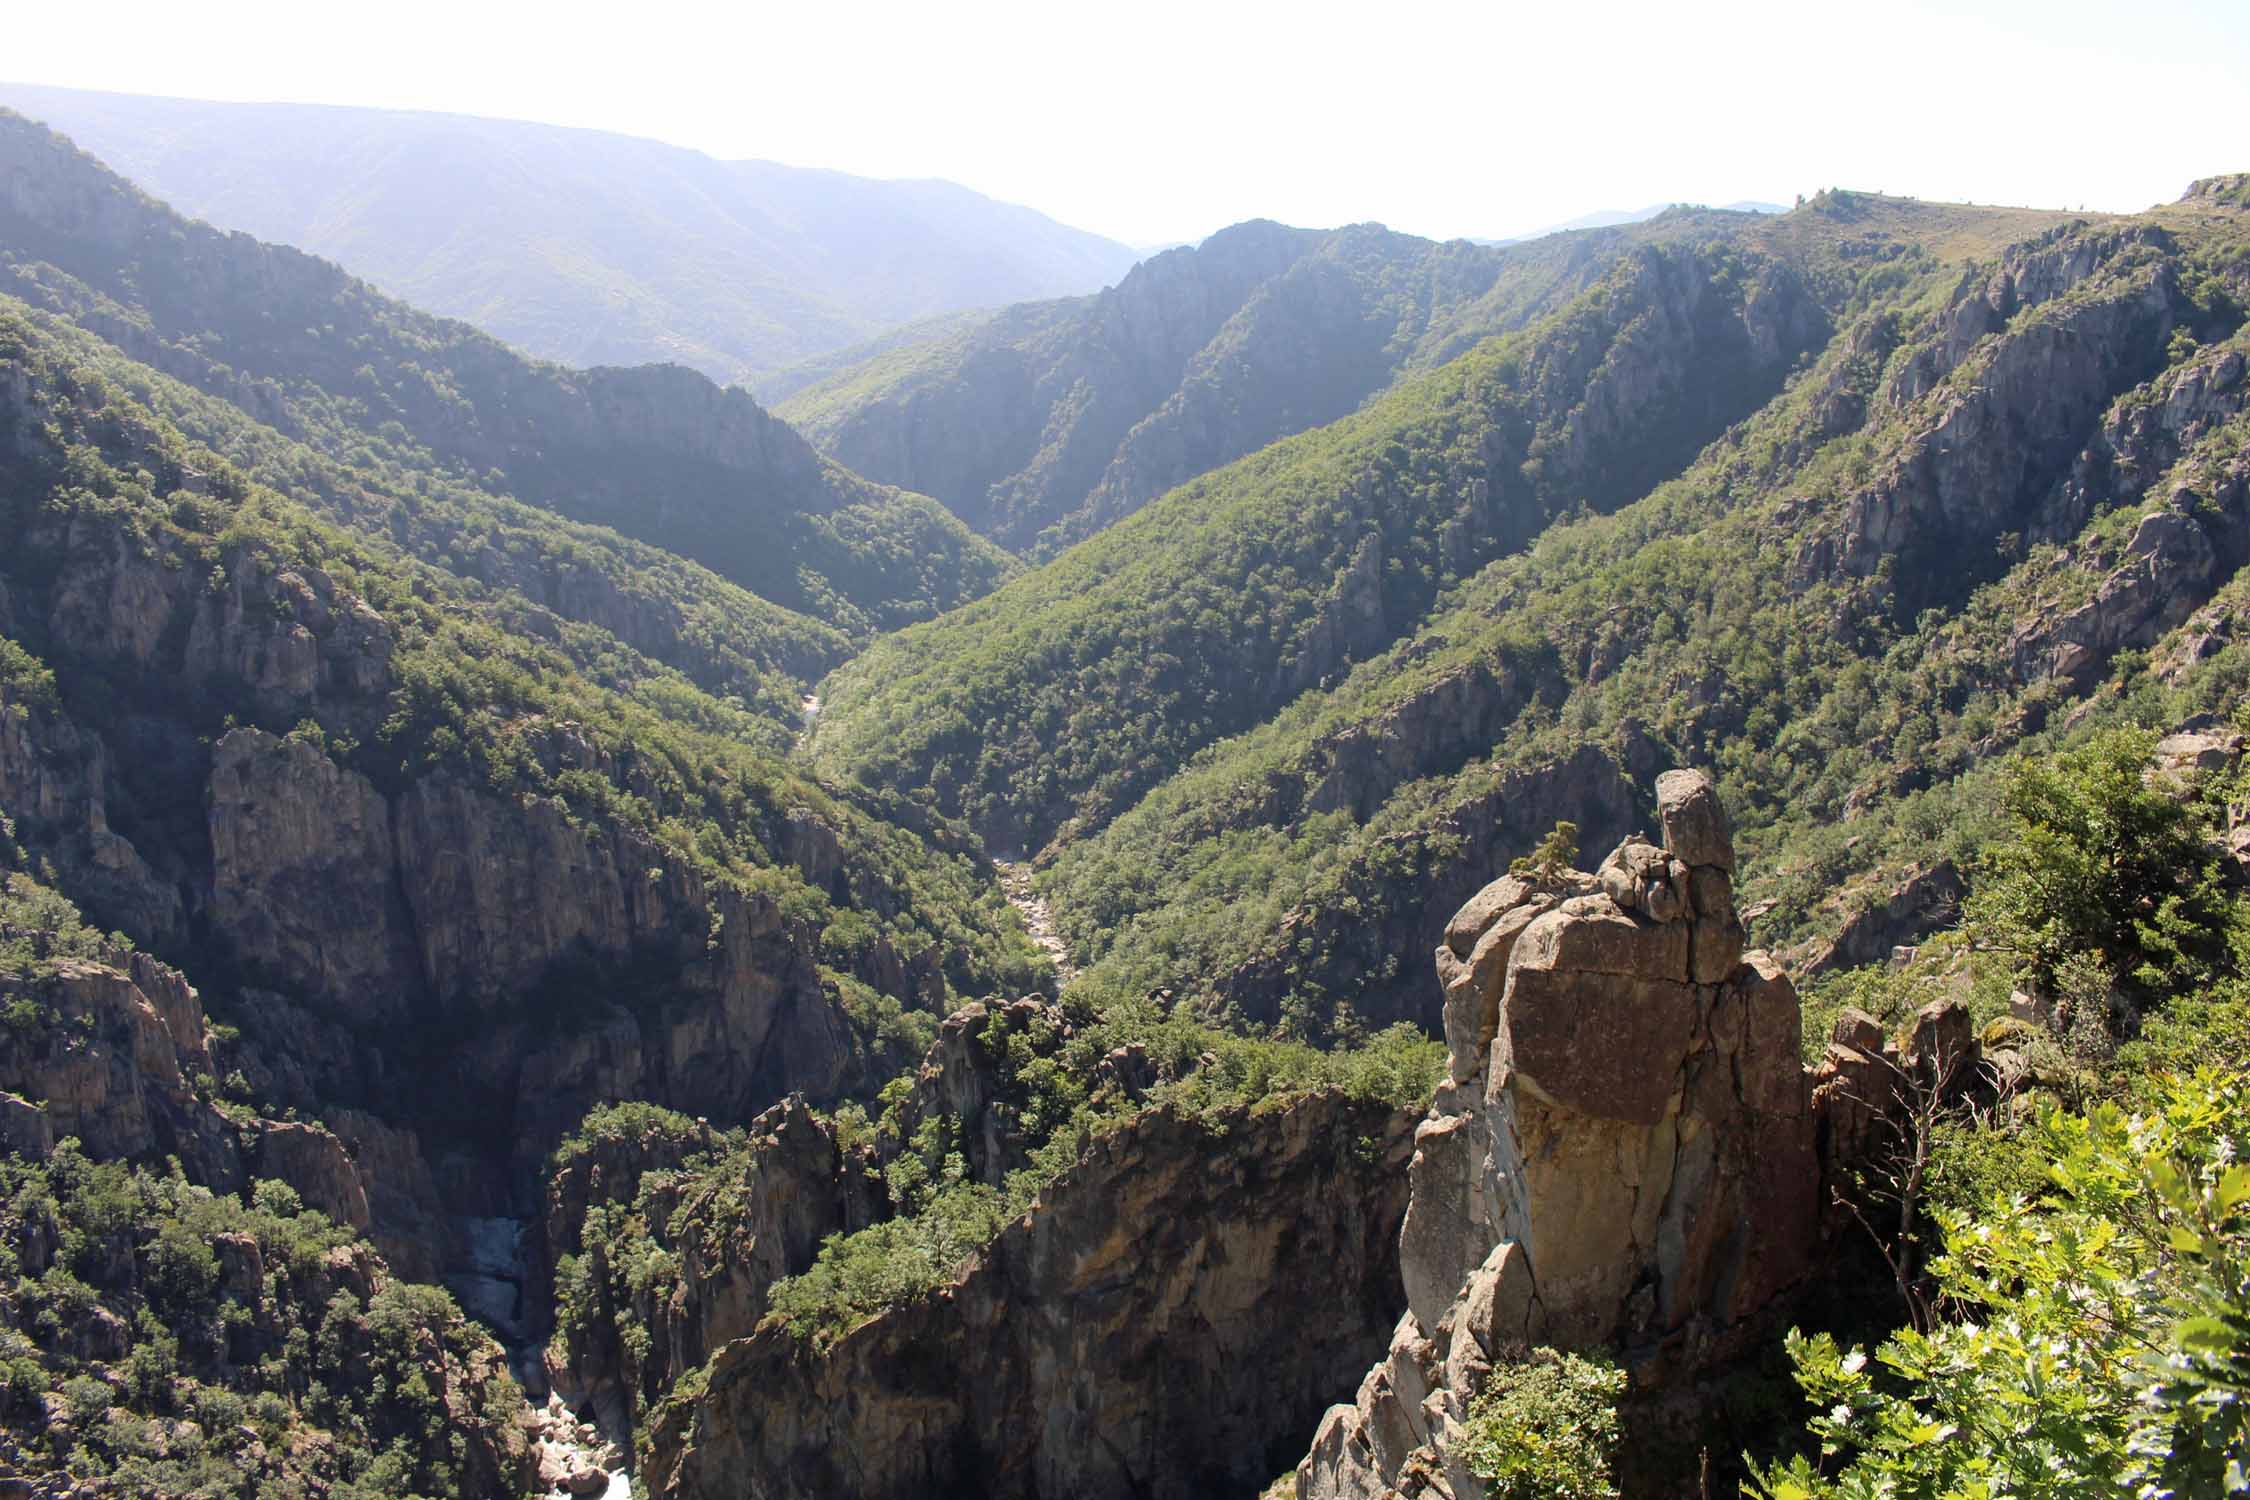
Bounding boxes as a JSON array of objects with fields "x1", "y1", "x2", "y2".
[{"x1": 10, "y1": 0, "x2": 2248, "y2": 245}]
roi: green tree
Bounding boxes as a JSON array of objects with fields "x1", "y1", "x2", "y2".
[
  {"x1": 1967, "y1": 727, "x2": 2232, "y2": 1007},
  {"x1": 1511, "y1": 820, "x2": 1582, "y2": 883},
  {"x1": 1751, "y1": 1069, "x2": 2250, "y2": 1499}
]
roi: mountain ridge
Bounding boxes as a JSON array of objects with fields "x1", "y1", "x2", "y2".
[
  {"x1": 0, "y1": 82, "x2": 1143, "y2": 385},
  {"x1": 776, "y1": 208, "x2": 1784, "y2": 554},
  {"x1": 0, "y1": 106, "x2": 1018, "y2": 646}
]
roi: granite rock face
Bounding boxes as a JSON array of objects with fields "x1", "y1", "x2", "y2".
[
  {"x1": 0, "y1": 940, "x2": 445, "y2": 1268},
  {"x1": 199, "y1": 720, "x2": 893, "y2": 1168},
  {"x1": 542, "y1": 1096, "x2": 881, "y2": 1439},
  {"x1": 1795, "y1": 225, "x2": 2195, "y2": 625},
  {"x1": 0, "y1": 496, "x2": 962, "y2": 1279},
  {"x1": 644, "y1": 1090, "x2": 1419, "y2": 1500},
  {"x1": 0, "y1": 662, "x2": 184, "y2": 950},
  {"x1": 888, "y1": 996, "x2": 1076, "y2": 1187},
  {"x1": 1296, "y1": 771, "x2": 1826, "y2": 1500},
  {"x1": 1785, "y1": 860, "x2": 1966, "y2": 977}
]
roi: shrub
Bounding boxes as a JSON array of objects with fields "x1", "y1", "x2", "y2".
[
  {"x1": 1752, "y1": 1068, "x2": 2250, "y2": 1498},
  {"x1": 1510, "y1": 820, "x2": 1581, "y2": 882},
  {"x1": 1455, "y1": 1348, "x2": 1628, "y2": 1500}
]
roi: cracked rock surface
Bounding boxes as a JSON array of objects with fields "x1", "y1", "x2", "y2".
[{"x1": 1298, "y1": 770, "x2": 1822, "y2": 1500}]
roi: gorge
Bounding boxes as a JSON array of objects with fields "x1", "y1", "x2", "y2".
[{"x1": 0, "y1": 82, "x2": 2246, "y2": 1500}]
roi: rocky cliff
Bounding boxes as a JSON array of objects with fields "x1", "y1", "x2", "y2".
[
  {"x1": 542, "y1": 1096, "x2": 883, "y2": 1442},
  {"x1": 0, "y1": 511, "x2": 928, "y2": 1145},
  {"x1": 0, "y1": 357, "x2": 1039, "y2": 1310},
  {"x1": 0, "y1": 939, "x2": 360, "y2": 1224},
  {"x1": 1296, "y1": 772, "x2": 1833, "y2": 1500},
  {"x1": 205, "y1": 723, "x2": 870, "y2": 1131},
  {"x1": 0, "y1": 862, "x2": 540, "y2": 1494},
  {"x1": 1797, "y1": 225, "x2": 2189, "y2": 614},
  {"x1": 643, "y1": 1087, "x2": 1417, "y2": 1500}
]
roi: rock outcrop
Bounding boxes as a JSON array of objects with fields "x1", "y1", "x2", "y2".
[
  {"x1": 888, "y1": 996, "x2": 1075, "y2": 1186},
  {"x1": 0, "y1": 950, "x2": 235, "y2": 1184},
  {"x1": 0, "y1": 934, "x2": 463, "y2": 1273},
  {"x1": 0, "y1": 674, "x2": 183, "y2": 948},
  {"x1": 1795, "y1": 226, "x2": 2187, "y2": 617},
  {"x1": 1783, "y1": 860, "x2": 1966, "y2": 977},
  {"x1": 2010, "y1": 449, "x2": 2250, "y2": 690},
  {"x1": 1297, "y1": 772, "x2": 1824, "y2": 1500},
  {"x1": 542, "y1": 1097, "x2": 881, "y2": 1437},
  {"x1": 645, "y1": 1090, "x2": 1418, "y2": 1500},
  {"x1": 197, "y1": 714, "x2": 902, "y2": 1202}
]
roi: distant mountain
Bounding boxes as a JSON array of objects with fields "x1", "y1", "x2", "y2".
[
  {"x1": 0, "y1": 83, "x2": 1144, "y2": 385},
  {"x1": 776, "y1": 208, "x2": 1775, "y2": 554},
  {"x1": 751, "y1": 308, "x2": 999, "y2": 407}
]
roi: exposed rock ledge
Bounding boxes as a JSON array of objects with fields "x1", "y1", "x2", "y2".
[
  {"x1": 1298, "y1": 770, "x2": 1840, "y2": 1500},
  {"x1": 644, "y1": 1089, "x2": 1418, "y2": 1500}
]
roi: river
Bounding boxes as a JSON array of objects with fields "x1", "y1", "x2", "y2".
[{"x1": 994, "y1": 856, "x2": 1077, "y2": 989}]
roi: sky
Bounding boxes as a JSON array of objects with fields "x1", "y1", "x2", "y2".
[{"x1": 8, "y1": 0, "x2": 2249, "y2": 246}]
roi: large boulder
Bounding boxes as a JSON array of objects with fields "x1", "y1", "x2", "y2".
[{"x1": 1655, "y1": 769, "x2": 1734, "y2": 871}]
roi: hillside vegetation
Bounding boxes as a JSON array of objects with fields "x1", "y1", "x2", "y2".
[
  {"x1": 809, "y1": 234, "x2": 1833, "y2": 848},
  {"x1": 0, "y1": 107, "x2": 1018, "y2": 650},
  {"x1": 778, "y1": 210, "x2": 1783, "y2": 553},
  {"x1": 809, "y1": 189, "x2": 2250, "y2": 1040}
]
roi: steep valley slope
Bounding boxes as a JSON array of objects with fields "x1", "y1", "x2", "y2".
[
  {"x1": 6, "y1": 93, "x2": 2250, "y2": 1500},
  {"x1": 777, "y1": 209, "x2": 1795, "y2": 554},
  {"x1": 0, "y1": 108, "x2": 1019, "y2": 652},
  {"x1": 809, "y1": 232, "x2": 1834, "y2": 849},
  {"x1": 814, "y1": 183, "x2": 2250, "y2": 1038}
]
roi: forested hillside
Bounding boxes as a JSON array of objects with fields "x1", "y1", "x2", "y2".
[
  {"x1": 813, "y1": 186, "x2": 2250, "y2": 1038},
  {"x1": 778, "y1": 210, "x2": 1781, "y2": 552},
  {"x1": 808, "y1": 234, "x2": 1833, "y2": 846},
  {"x1": 0, "y1": 108, "x2": 1018, "y2": 650},
  {"x1": 0, "y1": 84, "x2": 1142, "y2": 384}
]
